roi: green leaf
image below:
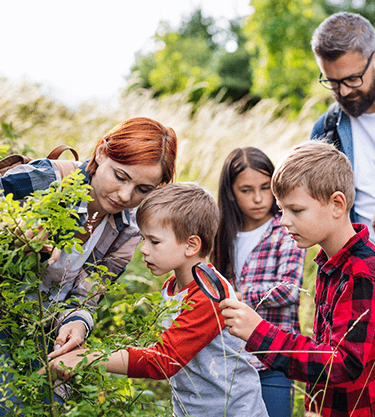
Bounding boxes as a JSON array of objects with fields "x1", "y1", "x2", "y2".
[{"x1": 98, "y1": 364, "x2": 107, "y2": 375}]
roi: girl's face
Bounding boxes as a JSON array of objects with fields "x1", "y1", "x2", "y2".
[
  {"x1": 89, "y1": 142, "x2": 163, "y2": 216},
  {"x1": 232, "y1": 167, "x2": 274, "y2": 231}
]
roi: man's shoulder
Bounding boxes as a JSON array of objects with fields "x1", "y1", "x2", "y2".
[
  {"x1": 311, "y1": 103, "x2": 344, "y2": 140},
  {"x1": 311, "y1": 112, "x2": 328, "y2": 140}
]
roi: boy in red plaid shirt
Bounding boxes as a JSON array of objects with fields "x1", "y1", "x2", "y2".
[{"x1": 220, "y1": 141, "x2": 375, "y2": 417}]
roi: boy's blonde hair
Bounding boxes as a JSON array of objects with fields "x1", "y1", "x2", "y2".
[
  {"x1": 136, "y1": 182, "x2": 219, "y2": 257},
  {"x1": 271, "y1": 141, "x2": 355, "y2": 211}
]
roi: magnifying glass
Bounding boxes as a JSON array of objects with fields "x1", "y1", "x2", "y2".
[{"x1": 192, "y1": 262, "x2": 226, "y2": 302}]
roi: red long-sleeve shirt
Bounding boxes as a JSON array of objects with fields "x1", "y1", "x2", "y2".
[{"x1": 126, "y1": 264, "x2": 268, "y2": 417}]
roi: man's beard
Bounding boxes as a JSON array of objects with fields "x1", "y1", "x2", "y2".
[{"x1": 335, "y1": 75, "x2": 375, "y2": 117}]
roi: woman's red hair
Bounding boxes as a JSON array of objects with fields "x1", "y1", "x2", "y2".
[{"x1": 87, "y1": 117, "x2": 177, "y2": 184}]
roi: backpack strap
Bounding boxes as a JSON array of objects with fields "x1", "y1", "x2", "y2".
[
  {"x1": 47, "y1": 145, "x2": 79, "y2": 161},
  {"x1": 48, "y1": 145, "x2": 80, "y2": 178},
  {"x1": 323, "y1": 102, "x2": 342, "y2": 149},
  {"x1": 0, "y1": 146, "x2": 79, "y2": 177}
]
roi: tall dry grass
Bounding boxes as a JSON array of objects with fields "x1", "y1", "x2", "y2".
[{"x1": 0, "y1": 76, "x2": 320, "y2": 191}]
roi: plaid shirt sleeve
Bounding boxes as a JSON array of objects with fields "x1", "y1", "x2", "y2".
[
  {"x1": 241, "y1": 218, "x2": 305, "y2": 310},
  {"x1": 0, "y1": 158, "x2": 60, "y2": 199}
]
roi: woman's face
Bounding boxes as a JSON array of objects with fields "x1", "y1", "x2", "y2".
[{"x1": 89, "y1": 142, "x2": 163, "y2": 216}]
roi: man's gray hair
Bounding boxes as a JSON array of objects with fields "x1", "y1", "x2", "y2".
[{"x1": 311, "y1": 12, "x2": 375, "y2": 60}]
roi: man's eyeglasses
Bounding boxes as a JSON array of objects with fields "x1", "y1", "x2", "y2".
[{"x1": 319, "y1": 50, "x2": 375, "y2": 90}]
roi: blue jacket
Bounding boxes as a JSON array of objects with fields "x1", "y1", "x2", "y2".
[{"x1": 310, "y1": 107, "x2": 358, "y2": 222}]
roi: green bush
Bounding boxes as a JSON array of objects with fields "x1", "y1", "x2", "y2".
[{"x1": 0, "y1": 171, "x2": 187, "y2": 416}]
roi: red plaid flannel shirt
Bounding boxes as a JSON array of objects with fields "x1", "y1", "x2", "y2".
[{"x1": 245, "y1": 224, "x2": 375, "y2": 417}]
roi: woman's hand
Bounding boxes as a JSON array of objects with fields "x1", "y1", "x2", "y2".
[
  {"x1": 48, "y1": 321, "x2": 86, "y2": 360},
  {"x1": 15, "y1": 221, "x2": 61, "y2": 264},
  {"x1": 45, "y1": 246, "x2": 61, "y2": 265},
  {"x1": 219, "y1": 298, "x2": 262, "y2": 342}
]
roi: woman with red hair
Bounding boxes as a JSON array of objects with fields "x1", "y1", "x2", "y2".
[{"x1": 0, "y1": 117, "x2": 177, "y2": 364}]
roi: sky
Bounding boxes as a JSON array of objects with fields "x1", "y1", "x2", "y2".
[{"x1": 1, "y1": 0, "x2": 252, "y2": 109}]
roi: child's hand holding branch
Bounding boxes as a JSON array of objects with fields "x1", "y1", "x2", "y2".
[{"x1": 219, "y1": 299, "x2": 263, "y2": 342}]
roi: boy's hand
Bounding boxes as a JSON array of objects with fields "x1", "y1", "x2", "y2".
[
  {"x1": 219, "y1": 299, "x2": 262, "y2": 342},
  {"x1": 235, "y1": 291, "x2": 242, "y2": 301},
  {"x1": 49, "y1": 348, "x2": 88, "y2": 381}
]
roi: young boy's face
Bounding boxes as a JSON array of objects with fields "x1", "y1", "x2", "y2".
[
  {"x1": 276, "y1": 185, "x2": 336, "y2": 252},
  {"x1": 139, "y1": 218, "x2": 188, "y2": 276}
]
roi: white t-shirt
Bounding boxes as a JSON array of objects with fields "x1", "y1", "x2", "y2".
[
  {"x1": 234, "y1": 218, "x2": 272, "y2": 279},
  {"x1": 350, "y1": 114, "x2": 375, "y2": 244}
]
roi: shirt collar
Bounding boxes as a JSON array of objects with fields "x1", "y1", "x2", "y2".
[{"x1": 315, "y1": 223, "x2": 369, "y2": 274}]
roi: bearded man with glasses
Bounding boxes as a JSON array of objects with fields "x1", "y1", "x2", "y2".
[{"x1": 311, "y1": 12, "x2": 375, "y2": 245}]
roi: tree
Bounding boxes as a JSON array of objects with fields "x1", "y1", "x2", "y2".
[
  {"x1": 130, "y1": 10, "x2": 220, "y2": 100},
  {"x1": 322, "y1": 0, "x2": 375, "y2": 25},
  {"x1": 148, "y1": 30, "x2": 220, "y2": 97},
  {"x1": 215, "y1": 18, "x2": 256, "y2": 109},
  {"x1": 178, "y1": 8, "x2": 218, "y2": 51},
  {"x1": 129, "y1": 8, "x2": 253, "y2": 106},
  {"x1": 244, "y1": 0, "x2": 327, "y2": 112}
]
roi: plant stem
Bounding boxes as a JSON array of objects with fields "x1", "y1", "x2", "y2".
[{"x1": 36, "y1": 278, "x2": 58, "y2": 417}]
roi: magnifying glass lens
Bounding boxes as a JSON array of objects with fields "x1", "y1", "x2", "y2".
[
  {"x1": 195, "y1": 268, "x2": 221, "y2": 299},
  {"x1": 192, "y1": 263, "x2": 226, "y2": 302}
]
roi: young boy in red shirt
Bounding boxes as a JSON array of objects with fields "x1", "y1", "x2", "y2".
[
  {"x1": 220, "y1": 141, "x2": 375, "y2": 417},
  {"x1": 49, "y1": 182, "x2": 268, "y2": 417}
]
